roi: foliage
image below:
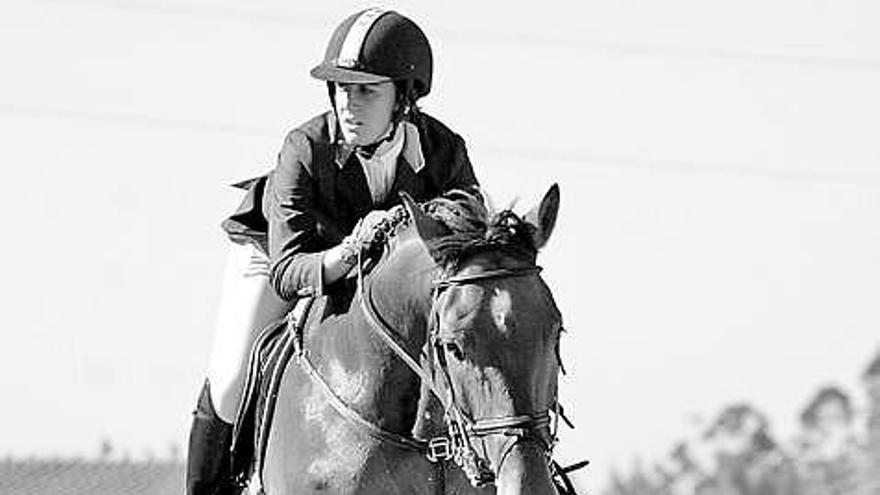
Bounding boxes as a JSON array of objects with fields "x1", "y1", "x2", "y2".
[{"x1": 603, "y1": 348, "x2": 880, "y2": 495}]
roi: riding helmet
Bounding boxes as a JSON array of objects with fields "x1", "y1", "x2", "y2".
[{"x1": 310, "y1": 8, "x2": 433, "y2": 99}]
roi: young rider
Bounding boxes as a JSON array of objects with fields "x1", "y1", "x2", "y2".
[{"x1": 186, "y1": 8, "x2": 480, "y2": 495}]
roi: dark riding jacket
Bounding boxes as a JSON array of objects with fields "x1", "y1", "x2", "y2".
[{"x1": 222, "y1": 110, "x2": 478, "y2": 301}]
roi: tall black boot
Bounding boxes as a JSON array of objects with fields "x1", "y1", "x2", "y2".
[{"x1": 187, "y1": 380, "x2": 235, "y2": 495}]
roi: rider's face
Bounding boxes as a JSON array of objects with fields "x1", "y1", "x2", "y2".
[{"x1": 333, "y1": 81, "x2": 397, "y2": 146}]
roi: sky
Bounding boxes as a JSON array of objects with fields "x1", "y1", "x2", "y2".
[{"x1": 2, "y1": 0, "x2": 879, "y2": 491}]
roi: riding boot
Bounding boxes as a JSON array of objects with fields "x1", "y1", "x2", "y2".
[{"x1": 187, "y1": 380, "x2": 235, "y2": 495}]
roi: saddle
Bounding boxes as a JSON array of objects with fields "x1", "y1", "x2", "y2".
[{"x1": 227, "y1": 294, "x2": 329, "y2": 492}]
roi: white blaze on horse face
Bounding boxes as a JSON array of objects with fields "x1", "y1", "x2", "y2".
[{"x1": 490, "y1": 287, "x2": 513, "y2": 334}]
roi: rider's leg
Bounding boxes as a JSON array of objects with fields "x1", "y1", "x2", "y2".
[
  {"x1": 187, "y1": 242, "x2": 292, "y2": 495},
  {"x1": 207, "y1": 242, "x2": 291, "y2": 422},
  {"x1": 187, "y1": 380, "x2": 233, "y2": 495}
]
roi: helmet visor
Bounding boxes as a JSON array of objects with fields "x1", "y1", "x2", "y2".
[{"x1": 310, "y1": 63, "x2": 392, "y2": 85}]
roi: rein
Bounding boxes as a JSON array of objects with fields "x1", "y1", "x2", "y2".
[
  {"x1": 292, "y1": 245, "x2": 559, "y2": 487},
  {"x1": 355, "y1": 257, "x2": 555, "y2": 486}
]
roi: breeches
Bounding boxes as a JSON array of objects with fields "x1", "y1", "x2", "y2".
[{"x1": 207, "y1": 242, "x2": 293, "y2": 422}]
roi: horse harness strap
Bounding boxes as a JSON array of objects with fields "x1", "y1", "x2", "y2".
[
  {"x1": 356, "y1": 260, "x2": 555, "y2": 486},
  {"x1": 432, "y1": 266, "x2": 543, "y2": 290},
  {"x1": 295, "y1": 350, "x2": 429, "y2": 452}
]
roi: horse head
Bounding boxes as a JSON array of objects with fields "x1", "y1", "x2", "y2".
[{"x1": 397, "y1": 185, "x2": 563, "y2": 495}]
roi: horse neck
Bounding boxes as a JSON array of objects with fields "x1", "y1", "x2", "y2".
[
  {"x1": 329, "y1": 234, "x2": 434, "y2": 435},
  {"x1": 365, "y1": 232, "x2": 436, "y2": 344}
]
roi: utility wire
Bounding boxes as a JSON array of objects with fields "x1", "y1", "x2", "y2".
[
  {"x1": 478, "y1": 145, "x2": 880, "y2": 186},
  {"x1": 4, "y1": 101, "x2": 879, "y2": 187},
  {"x1": 40, "y1": 0, "x2": 880, "y2": 73},
  {"x1": 41, "y1": 0, "x2": 330, "y2": 28},
  {"x1": 436, "y1": 27, "x2": 880, "y2": 73},
  {"x1": 0, "y1": 102, "x2": 276, "y2": 138}
]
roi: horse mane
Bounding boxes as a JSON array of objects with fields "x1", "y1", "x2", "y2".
[{"x1": 371, "y1": 188, "x2": 538, "y2": 270}]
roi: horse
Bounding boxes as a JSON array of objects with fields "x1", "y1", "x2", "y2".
[{"x1": 259, "y1": 185, "x2": 565, "y2": 495}]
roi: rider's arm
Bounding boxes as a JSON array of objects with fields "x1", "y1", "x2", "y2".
[
  {"x1": 319, "y1": 243, "x2": 357, "y2": 285},
  {"x1": 267, "y1": 130, "x2": 350, "y2": 300}
]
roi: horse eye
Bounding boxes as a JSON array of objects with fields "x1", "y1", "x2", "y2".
[{"x1": 444, "y1": 342, "x2": 464, "y2": 361}]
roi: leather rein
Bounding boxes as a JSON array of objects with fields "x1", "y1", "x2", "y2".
[
  {"x1": 293, "y1": 257, "x2": 558, "y2": 487},
  {"x1": 355, "y1": 257, "x2": 557, "y2": 486},
  {"x1": 291, "y1": 247, "x2": 560, "y2": 487}
]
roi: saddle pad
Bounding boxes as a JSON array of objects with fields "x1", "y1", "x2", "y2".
[
  {"x1": 229, "y1": 295, "x2": 327, "y2": 485},
  {"x1": 229, "y1": 317, "x2": 285, "y2": 482}
]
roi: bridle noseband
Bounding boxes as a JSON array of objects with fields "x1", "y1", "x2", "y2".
[{"x1": 357, "y1": 260, "x2": 560, "y2": 487}]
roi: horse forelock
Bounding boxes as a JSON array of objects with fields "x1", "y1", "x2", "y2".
[{"x1": 371, "y1": 189, "x2": 539, "y2": 271}]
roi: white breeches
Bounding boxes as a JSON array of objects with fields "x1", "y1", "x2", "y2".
[{"x1": 206, "y1": 242, "x2": 293, "y2": 422}]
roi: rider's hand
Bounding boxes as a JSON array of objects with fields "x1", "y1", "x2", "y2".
[
  {"x1": 351, "y1": 209, "x2": 390, "y2": 250},
  {"x1": 335, "y1": 209, "x2": 390, "y2": 268}
]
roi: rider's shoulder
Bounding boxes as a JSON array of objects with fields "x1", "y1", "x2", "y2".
[
  {"x1": 288, "y1": 111, "x2": 335, "y2": 143},
  {"x1": 410, "y1": 112, "x2": 468, "y2": 160},
  {"x1": 413, "y1": 111, "x2": 460, "y2": 139},
  {"x1": 275, "y1": 112, "x2": 335, "y2": 168}
]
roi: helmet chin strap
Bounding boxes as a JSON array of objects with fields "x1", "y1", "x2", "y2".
[
  {"x1": 327, "y1": 79, "x2": 419, "y2": 151},
  {"x1": 353, "y1": 123, "x2": 396, "y2": 159},
  {"x1": 331, "y1": 85, "x2": 418, "y2": 160},
  {"x1": 359, "y1": 83, "x2": 421, "y2": 158}
]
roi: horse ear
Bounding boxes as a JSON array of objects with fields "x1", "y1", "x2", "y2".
[
  {"x1": 523, "y1": 183, "x2": 560, "y2": 250},
  {"x1": 400, "y1": 192, "x2": 446, "y2": 244}
]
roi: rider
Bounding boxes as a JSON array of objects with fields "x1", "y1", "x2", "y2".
[{"x1": 186, "y1": 8, "x2": 480, "y2": 495}]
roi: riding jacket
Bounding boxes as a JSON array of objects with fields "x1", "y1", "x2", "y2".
[{"x1": 221, "y1": 110, "x2": 479, "y2": 301}]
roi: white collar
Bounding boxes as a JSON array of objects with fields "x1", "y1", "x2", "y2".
[{"x1": 336, "y1": 121, "x2": 425, "y2": 173}]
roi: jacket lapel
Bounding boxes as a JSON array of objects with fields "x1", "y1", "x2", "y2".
[
  {"x1": 335, "y1": 154, "x2": 373, "y2": 215},
  {"x1": 385, "y1": 158, "x2": 418, "y2": 205}
]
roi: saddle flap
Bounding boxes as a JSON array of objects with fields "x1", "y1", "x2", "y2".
[{"x1": 229, "y1": 295, "x2": 329, "y2": 483}]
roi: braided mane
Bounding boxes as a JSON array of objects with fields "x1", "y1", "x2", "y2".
[{"x1": 372, "y1": 189, "x2": 538, "y2": 269}]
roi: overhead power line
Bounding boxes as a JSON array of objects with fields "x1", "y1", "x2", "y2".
[
  {"x1": 41, "y1": 0, "x2": 880, "y2": 73},
  {"x1": 435, "y1": 27, "x2": 880, "y2": 73},
  {"x1": 42, "y1": 0, "x2": 331, "y2": 28},
  {"x1": 479, "y1": 145, "x2": 880, "y2": 186},
  {"x1": 3, "y1": 101, "x2": 879, "y2": 187},
  {"x1": 0, "y1": 102, "x2": 276, "y2": 137}
]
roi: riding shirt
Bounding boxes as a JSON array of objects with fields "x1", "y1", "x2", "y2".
[{"x1": 221, "y1": 110, "x2": 479, "y2": 302}]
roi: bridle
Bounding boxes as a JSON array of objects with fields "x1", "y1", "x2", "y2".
[
  {"x1": 421, "y1": 264, "x2": 556, "y2": 486},
  {"x1": 291, "y1": 255, "x2": 563, "y2": 488},
  {"x1": 354, "y1": 258, "x2": 561, "y2": 487}
]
